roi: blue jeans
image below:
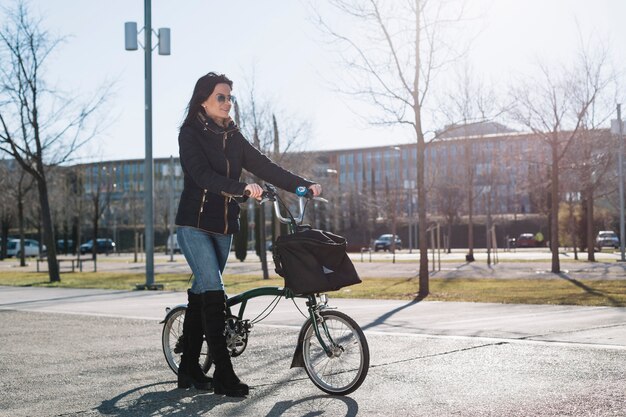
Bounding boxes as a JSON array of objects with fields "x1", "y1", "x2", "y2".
[{"x1": 177, "y1": 226, "x2": 232, "y2": 294}]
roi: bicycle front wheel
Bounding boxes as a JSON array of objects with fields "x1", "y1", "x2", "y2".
[
  {"x1": 161, "y1": 306, "x2": 211, "y2": 375},
  {"x1": 301, "y1": 310, "x2": 369, "y2": 395}
]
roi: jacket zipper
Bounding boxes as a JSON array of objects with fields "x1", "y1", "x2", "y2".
[
  {"x1": 197, "y1": 189, "x2": 207, "y2": 228},
  {"x1": 223, "y1": 132, "x2": 229, "y2": 234},
  {"x1": 196, "y1": 124, "x2": 238, "y2": 232}
]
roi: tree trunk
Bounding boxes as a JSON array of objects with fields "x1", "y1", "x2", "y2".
[
  {"x1": 0, "y1": 216, "x2": 9, "y2": 260},
  {"x1": 586, "y1": 189, "x2": 595, "y2": 262},
  {"x1": 416, "y1": 125, "x2": 429, "y2": 296},
  {"x1": 466, "y1": 141, "x2": 475, "y2": 262},
  {"x1": 447, "y1": 220, "x2": 452, "y2": 254},
  {"x1": 568, "y1": 198, "x2": 578, "y2": 260},
  {"x1": 37, "y1": 177, "x2": 60, "y2": 282},
  {"x1": 17, "y1": 188, "x2": 26, "y2": 267},
  {"x1": 550, "y1": 142, "x2": 560, "y2": 273},
  {"x1": 93, "y1": 210, "x2": 99, "y2": 262}
]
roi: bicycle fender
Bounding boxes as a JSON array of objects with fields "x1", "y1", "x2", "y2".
[
  {"x1": 159, "y1": 304, "x2": 187, "y2": 324},
  {"x1": 290, "y1": 318, "x2": 310, "y2": 368}
]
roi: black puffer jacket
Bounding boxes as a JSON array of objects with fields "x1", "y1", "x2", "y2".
[{"x1": 175, "y1": 113, "x2": 314, "y2": 234}]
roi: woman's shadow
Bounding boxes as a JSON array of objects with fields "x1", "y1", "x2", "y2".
[
  {"x1": 97, "y1": 380, "x2": 244, "y2": 417},
  {"x1": 97, "y1": 382, "x2": 359, "y2": 417}
]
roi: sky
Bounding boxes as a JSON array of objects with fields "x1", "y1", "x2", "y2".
[{"x1": 2, "y1": 0, "x2": 626, "y2": 162}]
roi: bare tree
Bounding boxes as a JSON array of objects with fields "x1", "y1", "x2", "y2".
[
  {"x1": 432, "y1": 174, "x2": 463, "y2": 253},
  {"x1": 438, "y1": 62, "x2": 500, "y2": 260},
  {"x1": 313, "y1": 0, "x2": 471, "y2": 296},
  {"x1": 0, "y1": 159, "x2": 16, "y2": 259},
  {"x1": 566, "y1": 128, "x2": 615, "y2": 259},
  {"x1": 84, "y1": 162, "x2": 113, "y2": 266},
  {"x1": 11, "y1": 165, "x2": 36, "y2": 266},
  {"x1": 237, "y1": 75, "x2": 315, "y2": 278},
  {"x1": 508, "y1": 43, "x2": 612, "y2": 273},
  {"x1": 0, "y1": 2, "x2": 109, "y2": 281}
]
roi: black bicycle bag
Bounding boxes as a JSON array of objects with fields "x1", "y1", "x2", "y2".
[{"x1": 272, "y1": 228, "x2": 361, "y2": 295}]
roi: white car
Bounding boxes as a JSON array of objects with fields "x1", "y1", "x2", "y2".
[
  {"x1": 6, "y1": 239, "x2": 46, "y2": 258},
  {"x1": 595, "y1": 231, "x2": 619, "y2": 250}
]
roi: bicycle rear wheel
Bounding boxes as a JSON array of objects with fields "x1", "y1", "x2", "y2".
[
  {"x1": 301, "y1": 310, "x2": 369, "y2": 395},
  {"x1": 161, "y1": 306, "x2": 211, "y2": 375}
]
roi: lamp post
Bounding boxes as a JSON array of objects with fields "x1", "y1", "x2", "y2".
[
  {"x1": 125, "y1": 0, "x2": 170, "y2": 289},
  {"x1": 611, "y1": 104, "x2": 625, "y2": 262}
]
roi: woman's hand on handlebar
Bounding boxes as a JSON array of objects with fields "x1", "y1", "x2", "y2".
[
  {"x1": 244, "y1": 183, "x2": 264, "y2": 200},
  {"x1": 309, "y1": 184, "x2": 322, "y2": 197}
]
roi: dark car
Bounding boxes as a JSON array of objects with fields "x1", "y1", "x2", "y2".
[
  {"x1": 80, "y1": 238, "x2": 116, "y2": 255},
  {"x1": 515, "y1": 233, "x2": 537, "y2": 248},
  {"x1": 373, "y1": 234, "x2": 402, "y2": 252}
]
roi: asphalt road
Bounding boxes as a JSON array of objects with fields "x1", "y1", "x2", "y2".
[{"x1": 1, "y1": 286, "x2": 625, "y2": 416}]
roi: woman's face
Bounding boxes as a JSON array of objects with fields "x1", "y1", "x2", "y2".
[{"x1": 202, "y1": 83, "x2": 234, "y2": 121}]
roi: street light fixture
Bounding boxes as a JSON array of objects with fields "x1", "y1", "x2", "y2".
[{"x1": 125, "y1": 0, "x2": 170, "y2": 289}]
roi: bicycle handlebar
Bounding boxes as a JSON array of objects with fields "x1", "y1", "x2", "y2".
[{"x1": 258, "y1": 184, "x2": 327, "y2": 226}]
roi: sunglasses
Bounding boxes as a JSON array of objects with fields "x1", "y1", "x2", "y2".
[{"x1": 216, "y1": 94, "x2": 236, "y2": 104}]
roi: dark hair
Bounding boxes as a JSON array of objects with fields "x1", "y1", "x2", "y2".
[{"x1": 180, "y1": 72, "x2": 233, "y2": 128}]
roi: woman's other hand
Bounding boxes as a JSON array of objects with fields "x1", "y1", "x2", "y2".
[
  {"x1": 309, "y1": 184, "x2": 322, "y2": 197},
  {"x1": 244, "y1": 183, "x2": 263, "y2": 200}
]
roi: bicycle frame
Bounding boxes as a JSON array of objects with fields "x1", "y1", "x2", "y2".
[{"x1": 224, "y1": 286, "x2": 336, "y2": 365}]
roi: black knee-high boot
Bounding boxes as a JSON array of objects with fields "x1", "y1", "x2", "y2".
[
  {"x1": 201, "y1": 290, "x2": 249, "y2": 397},
  {"x1": 178, "y1": 290, "x2": 212, "y2": 390}
]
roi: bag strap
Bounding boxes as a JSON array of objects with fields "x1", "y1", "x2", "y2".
[{"x1": 272, "y1": 251, "x2": 285, "y2": 277}]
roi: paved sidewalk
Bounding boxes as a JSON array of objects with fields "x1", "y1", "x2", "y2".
[{"x1": 2, "y1": 286, "x2": 625, "y2": 347}]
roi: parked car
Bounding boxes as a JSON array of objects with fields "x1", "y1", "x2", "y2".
[
  {"x1": 80, "y1": 238, "x2": 116, "y2": 255},
  {"x1": 515, "y1": 233, "x2": 537, "y2": 248},
  {"x1": 6, "y1": 239, "x2": 46, "y2": 258},
  {"x1": 167, "y1": 233, "x2": 181, "y2": 254},
  {"x1": 596, "y1": 230, "x2": 619, "y2": 250},
  {"x1": 373, "y1": 234, "x2": 402, "y2": 252}
]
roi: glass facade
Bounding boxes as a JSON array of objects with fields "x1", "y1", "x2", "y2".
[{"x1": 69, "y1": 131, "x2": 550, "y2": 231}]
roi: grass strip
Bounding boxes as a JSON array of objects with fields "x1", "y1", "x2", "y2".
[{"x1": 0, "y1": 271, "x2": 624, "y2": 307}]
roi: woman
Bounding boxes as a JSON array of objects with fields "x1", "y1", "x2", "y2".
[{"x1": 175, "y1": 72, "x2": 321, "y2": 397}]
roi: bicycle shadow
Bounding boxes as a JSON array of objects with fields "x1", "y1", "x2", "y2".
[
  {"x1": 97, "y1": 381, "x2": 359, "y2": 417},
  {"x1": 96, "y1": 380, "x2": 244, "y2": 417},
  {"x1": 264, "y1": 394, "x2": 359, "y2": 417}
]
